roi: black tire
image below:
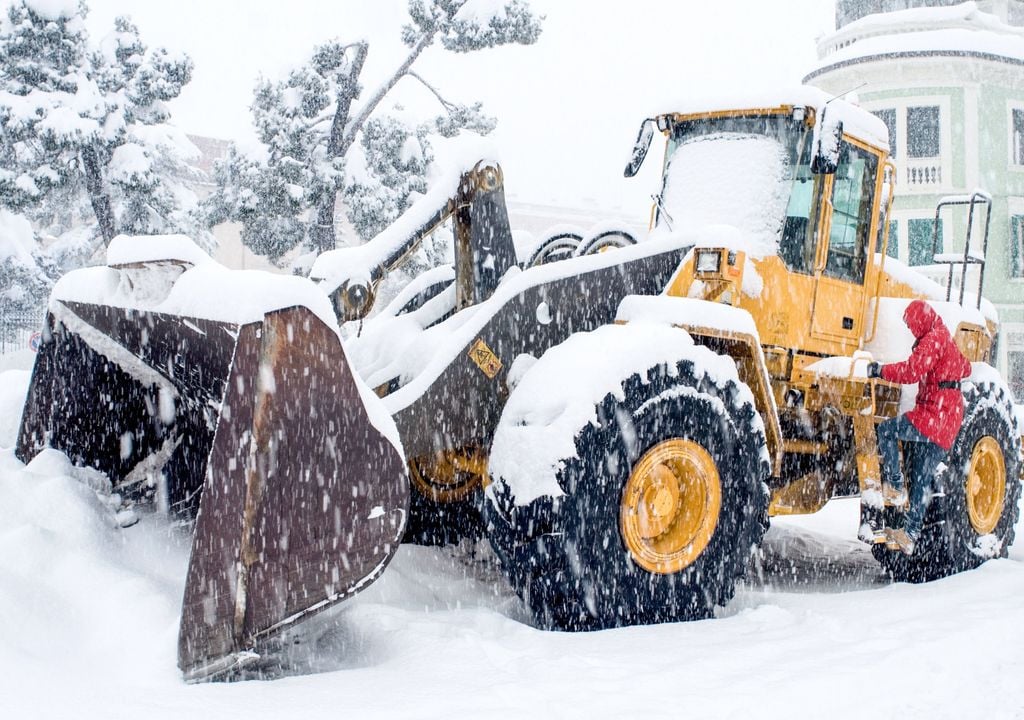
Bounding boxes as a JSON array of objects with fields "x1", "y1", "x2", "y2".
[
  {"x1": 873, "y1": 380, "x2": 1022, "y2": 582},
  {"x1": 487, "y1": 358, "x2": 769, "y2": 630},
  {"x1": 575, "y1": 229, "x2": 638, "y2": 257},
  {"x1": 402, "y1": 486, "x2": 484, "y2": 546},
  {"x1": 524, "y1": 231, "x2": 583, "y2": 268}
]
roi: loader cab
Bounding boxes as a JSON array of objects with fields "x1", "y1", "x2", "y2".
[{"x1": 656, "y1": 103, "x2": 890, "y2": 357}]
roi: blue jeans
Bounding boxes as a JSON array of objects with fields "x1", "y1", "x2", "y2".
[{"x1": 877, "y1": 414, "x2": 946, "y2": 539}]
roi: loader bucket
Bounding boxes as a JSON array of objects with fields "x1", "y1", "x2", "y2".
[{"x1": 16, "y1": 299, "x2": 408, "y2": 681}]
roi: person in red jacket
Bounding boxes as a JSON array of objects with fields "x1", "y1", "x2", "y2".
[{"x1": 867, "y1": 299, "x2": 972, "y2": 555}]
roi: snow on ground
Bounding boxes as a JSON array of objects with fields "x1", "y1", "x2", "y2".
[{"x1": 2, "y1": 362, "x2": 1024, "y2": 719}]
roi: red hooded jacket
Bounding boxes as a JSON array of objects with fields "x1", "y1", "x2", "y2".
[{"x1": 880, "y1": 299, "x2": 972, "y2": 450}]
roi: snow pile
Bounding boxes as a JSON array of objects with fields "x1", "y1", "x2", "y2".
[
  {"x1": 0, "y1": 445, "x2": 189, "y2": 695},
  {"x1": 2, "y1": 360, "x2": 1024, "y2": 715},
  {"x1": 489, "y1": 318, "x2": 754, "y2": 506}
]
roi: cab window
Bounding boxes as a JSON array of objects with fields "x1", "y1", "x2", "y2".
[{"x1": 825, "y1": 142, "x2": 878, "y2": 284}]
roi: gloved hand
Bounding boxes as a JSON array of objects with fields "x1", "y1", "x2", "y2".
[{"x1": 866, "y1": 361, "x2": 882, "y2": 379}]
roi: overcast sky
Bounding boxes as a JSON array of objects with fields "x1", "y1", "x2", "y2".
[{"x1": 81, "y1": 0, "x2": 837, "y2": 216}]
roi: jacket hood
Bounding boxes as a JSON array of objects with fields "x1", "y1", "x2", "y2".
[{"x1": 903, "y1": 299, "x2": 940, "y2": 339}]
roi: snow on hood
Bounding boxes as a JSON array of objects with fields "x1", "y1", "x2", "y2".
[{"x1": 659, "y1": 132, "x2": 789, "y2": 259}]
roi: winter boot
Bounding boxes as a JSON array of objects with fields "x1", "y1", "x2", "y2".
[
  {"x1": 884, "y1": 528, "x2": 916, "y2": 556},
  {"x1": 882, "y1": 483, "x2": 908, "y2": 508}
]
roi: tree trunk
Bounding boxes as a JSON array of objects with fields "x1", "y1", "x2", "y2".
[
  {"x1": 81, "y1": 143, "x2": 116, "y2": 244},
  {"x1": 310, "y1": 32, "x2": 435, "y2": 254},
  {"x1": 309, "y1": 43, "x2": 368, "y2": 255}
]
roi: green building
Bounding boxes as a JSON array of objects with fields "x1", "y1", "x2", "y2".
[{"x1": 806, "y1": 0, "x2": 1024, "y2": 399}]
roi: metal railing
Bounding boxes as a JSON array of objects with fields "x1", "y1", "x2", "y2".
[{"x1": 0, "y1": 310, "x2": 45, "y2": 355}]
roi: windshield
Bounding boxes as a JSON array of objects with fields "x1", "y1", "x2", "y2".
[{"x1": 659, "y1": 115, "x2": 814, "y2": 265}]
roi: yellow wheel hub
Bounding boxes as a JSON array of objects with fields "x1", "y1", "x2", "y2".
[
  {"x1": 966, "y1": 436, "x2": 1006, "y2": 535},
  {"x1": 409, "y1": 449, "x2": 486, "y2": 503},
  {"x1": 620, "y1": 439, "x2": 722, "y2": 574}
]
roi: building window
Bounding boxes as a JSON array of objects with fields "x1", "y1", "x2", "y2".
[
  {"x1": 908, "y1": 217, "x2": 940, "y2": 266},
  {"x1": 887, "y1": 219, "x2": 899, "y2": 259},
  {"x1": 872, "y1": 108, "x2": 897, "y2": 158},
  {"x1": 907, "y1": 106, "x2": 940, "y2": 158},
  {"x1": 1012, "y1": 214, "x2": 1024, "y2": 278},
  {"x1": 1010, "y1": 350, "x2": 1024, "y2": 402},
  {"x1": 1014, "y1": 109, "x2": 1024, "y2": 166}
]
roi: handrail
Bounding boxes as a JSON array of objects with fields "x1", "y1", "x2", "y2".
[{"x1": 930, "y1": 190, "x2": 991, "y2": 310}]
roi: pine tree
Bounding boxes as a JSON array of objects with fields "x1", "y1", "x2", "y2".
[
  {"x1": 206, "y1": 0, "x2": 542, "y2": 261},
  {"x1": 0, "y1": 1, "x2": 207, "y2": 278}
]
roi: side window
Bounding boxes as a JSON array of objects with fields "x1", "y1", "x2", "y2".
[
  {"x1": 824, "y1": 142, "x2": 878, "y2": 284},
  {"x1": 779, "y1": 133, "x2": 817, "y2": 275},
  {"x1": 908, "y1": 217, "x2": 941, "y2": 266}
]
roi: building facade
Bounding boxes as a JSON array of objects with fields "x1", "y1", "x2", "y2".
[{"x1": 806, "y1": 0, "x2": 1024, "y2": 400}]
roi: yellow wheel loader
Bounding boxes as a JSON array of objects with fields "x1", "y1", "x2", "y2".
[{"x1": 16, "y1": 88, "x2": 1023, "y2": 679}]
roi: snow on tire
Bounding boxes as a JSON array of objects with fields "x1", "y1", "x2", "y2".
[
  {"x1": 873, "y1": 378, "x2": 1022, "y2": 582},
  {"x1": 486, "y1": 324, "x2": 769, "y2": 630}
]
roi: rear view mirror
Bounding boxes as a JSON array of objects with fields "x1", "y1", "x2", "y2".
[
  {"x1": 624, "y1": 119, "x2": 656, "y2": 177},
  {"x1": 811, "y1": 107, "x2": 843, "y2": 175}
]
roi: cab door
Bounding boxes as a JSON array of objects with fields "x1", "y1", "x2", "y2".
[{"x1": 811, "y1": 140, "x2": 881, "y2": 347}]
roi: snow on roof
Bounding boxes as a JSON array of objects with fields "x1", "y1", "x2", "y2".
[
  {"x1": 645, "y1": 86, "x2": 889, "y2": 153},
  {"x1": 106, "y1": 234, "x2": 213, "y2": 268},
  {"x1": 812, "y1": 1, "x2": 1024, "y2": 71}
]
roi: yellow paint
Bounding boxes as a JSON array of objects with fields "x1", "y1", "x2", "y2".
[
  {"x1": 768, "y1": 470, "x2": 830, "y2": 516},
  {"x1": 620, "y1": 439, "x2": 722, "y2": 574},
  {"x1": 966, "y1": 436, "x2": 1006, "y2": 535}
]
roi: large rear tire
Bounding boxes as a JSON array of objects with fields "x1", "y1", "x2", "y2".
[
  {"x1": 873, "y1": 380, "x2": 1021, "y2": 582},
  {"x1": 487, "y1": 358, "x2": 769, "y2": 630}
]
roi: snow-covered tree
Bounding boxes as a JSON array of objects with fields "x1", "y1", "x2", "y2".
[
  {"x1": 0, "y1": 0, "x2": 206, "y2": 282},
  {"x1": 206, "y1": 0, "x2": 542, "y2": 260}
]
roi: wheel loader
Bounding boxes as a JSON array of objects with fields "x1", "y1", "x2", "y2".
[{"x1": 15, "y1": 87, "x2": 1022, "y2": 680}]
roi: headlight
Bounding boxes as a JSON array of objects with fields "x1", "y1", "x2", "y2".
[{"x1": 696, "y1": 250, "x2": 721, "y2": 273}]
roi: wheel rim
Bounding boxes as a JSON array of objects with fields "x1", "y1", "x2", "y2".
[
  {"x1": 620, "y1": 439, "x2": 722, "y2": 574},
  {"x1": 409, "y1": 450, "x2": 485, "y2": 503},
  {"x1": 966, "y1": 436, "x2": 1006, "y2": 535}
]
